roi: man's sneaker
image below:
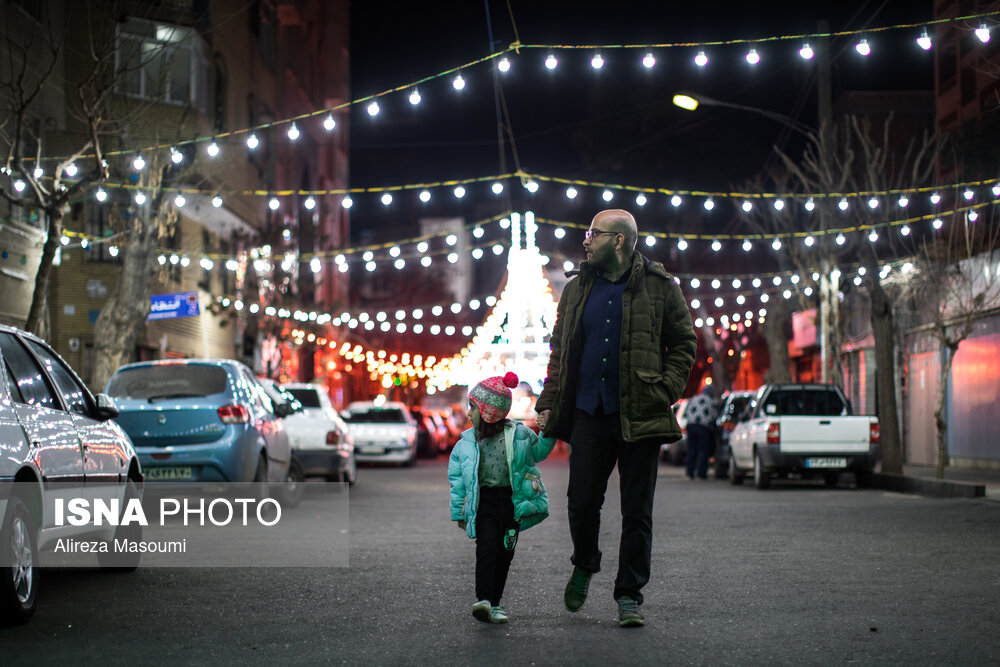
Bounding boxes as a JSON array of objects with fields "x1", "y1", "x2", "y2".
[
  {"x1": 489, "y1": 606, "x2": 508, "y2": 623},
  {"x1": 616, "y1": 596, "x2": 645, "y2": 628},
  {"x1": 564, "y1": 567, "x2": 592, "y2": 612},
  {"x1": 472, "y1": 599, "x2": 492, "y2": 623}
]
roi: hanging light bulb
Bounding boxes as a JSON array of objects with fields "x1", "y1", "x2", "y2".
[
  {"x1": 711, "y1": 239, "x2": 722, "y2": 252},
  {"x1": 174, "y1": 193, "x2": 186, "y2": 207},
  {"x1": 917, "y1": 29, "x2": 932, "y2": 50},
  {"x1": 380, "y1": 192, "x2": 393, "y2": 206},
  {"x1": 212, "y1": 194, "x2": 223, "y2": 208},
  {"x1": 694, "y1": 50, "x2": 708, "y2": 67},
  {"x1": 268, "y1": 197, "x2": 280, "y2": 211},
  {"x1": 742, "y1": 200, "x2": 753, "y2": 212},
  {"x1": 324, "y1": 113, "x2": 336, "y2": 131},
  {"x1": 804, "y1": 235, "x2": 815, "y2": 247},
  {"x1": 773, "y1": 199, "x2": 785, "y2": 211},
  {"x1": 975, "y1": 23, "x2": 991, "y2": 43},
  {"x1": 898, "y1": 195, "x2": 909, "y2": 207},
  {"x1": 901, "y1": 224, "x2": 911, "y2": 236},
  {"x1": 868, "y1": 197, "x2": 879, "y2": 209},
  {"x1": 963, "y1": 188, "x2": 974, "y2": 201},
  {"x1": 671, "y1": 195, "x2": 682, "y2": 207},
  {"x1": 64, "y1": 163, "x2": 78, "y2": 177},
  {"x1": 969, "y1": 210, "x2": 979, "y2": 222},
  {"x1": 868, "y1": 230, "x2": 879, "y2": 243},
  {"x1": 545, "y1": 53, "x2": 558, "y2": 70},
  {"x1": 993, "y1": 183, "x2": 1000, "y2": 197},
  {"x1": 635, "y1": 193, "x2": 647, "y2": 206},
  {"x1": 745, "y1": 48, "x2": 760, "y2": 65},
  {"x1": 799, "y1": 43, "x2": 815, "y2": 60},
  {"x1": 33, "y1": 166, "x2": 43, "y2": 179},
  {"x1": 771, "y1": 238, "x2": 782, "y2": 251},
  {"x1": 839, "y1": 197, "x2": 849, "y2": 211},
  {"x1": 13, "y1": 178, "x2": 26, "y2": 192},
  {"x1": 170, "y1": 147, "x2": 183, "y2": 164},
  {"x1": 497, "y1": 56, "x2": 510, "y2": 73},
  {"x1": 491, "y1": 182, "x2": 503, "y2": 195},
  {"x1": 933, "y1": 218, "x2": 943, "y2": 229},
  {"x1": 95, "y1": 188, "x2": 108, "y2": 202},
  {"x1": 207, "y1": 141, "x2": 220, "y2": 157},
  {"x1": 134, "y1": 191, "x2": 146, "y2": 205},
  {"x1": 677, "y1": 238, "x2": 688, "y2": 251},
  {"x1": 930, "y1": 192, "x2": 941, "y2": 204},
  {"x1": 642, "y1": 52, "x2": 655, "y2": 68},
  {"x1": 133, "y1": 154, "x2": 145, "y2": 170},
  {"x1": 742, "y1": 239, "x2": 753, "y2": 252},
  {"x1": 287, "y1": 123, "x2": 300, "y2": 141},
  {"x1": 590, "y1": 53, "x2": 604, "y2": 69},
  {"x1": 855, "y1": 39, "x2": 871, "y2": 56},
  {"x1": 304, "y1": 196, "x2": 316, "y2": 210},
  {"x1": 367, "y1": 101, "x2": 380, "y2": 116},
  {"x1": 419, "y1": 190, "x2": 431, "y2": 203},
  {"x1": 246, "y1": 133, "x2": 259, "y2": 150},
  {"x1": 805, "y1": 197, "x2": 815, "y2": 212},
  {"x1": 602, "y1": 189, "x2": 614, "y2": 202},
  {"x1": 566, "y1": 187, "x2": 578, "y2": 199},
  {"x1": 452, "y1": 74, "x2": 465, "y2": 90},
  {"x1": 645, "y1": 236, "x2": 656, "y2": 247},
  {"x1": 703, "y1": 197, "x2": 715, "y2": 211},
  {"x1": 408, "y1": 88, "x2": 421, "y2": 105},
  {"x1": 453, "y1": 186, "x2": 466, "y2": 199},
  {"x1": 525, "y1": 181, "x2": 539, "y2": 193},
  {"x1": 836, "y1": 233, "x2": 847, "y2": 245}
]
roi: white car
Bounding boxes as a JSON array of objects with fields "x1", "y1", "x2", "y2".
[
  {"x1": 342, "y1": 401, "x2": 418, "y2": 466},
  {"x1": 279, "y1": 383, "x2": 356, "y2": 485},
  {"x1": 0, "y1": 325, "x2": 142, "y2": 625}
]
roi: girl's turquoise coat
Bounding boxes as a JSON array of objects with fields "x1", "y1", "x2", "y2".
[{"x1": 448, "y1": 421, "x2": 556, "y2": 539}]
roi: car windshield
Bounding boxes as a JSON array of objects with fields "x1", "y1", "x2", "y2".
[
  {"x1": 286, "y1": 388, "x2": 322, "y2": 408},
  {"x1": 762, "y1": 390, "x2": 847, "y2": 416},
  {"x1": 344, "y1": 407, "x2": 407, "y2": 423},
  {"x1": 725, "y1": 397, "x2": 752, "y2": 419},
  {"x1": 107, "y1": 364, "x2": 228, "y2": 400}
]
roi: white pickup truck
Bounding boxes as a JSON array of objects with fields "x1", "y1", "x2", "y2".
[{"x1": 728, "y1": 383, "x2": 879, "y2": 490}]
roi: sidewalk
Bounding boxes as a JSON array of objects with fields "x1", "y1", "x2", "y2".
[{"x1": 878, "y1": 463, "x2": 1000, "y2": 500}]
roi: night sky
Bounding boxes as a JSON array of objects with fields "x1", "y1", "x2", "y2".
[{"x1": 346, "y1": 1, "x2": 937, "y2": 282}]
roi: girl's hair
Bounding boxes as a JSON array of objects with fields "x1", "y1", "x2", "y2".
[{"x1": 475, "y1": 417, "x2": 508, "y2": 441}]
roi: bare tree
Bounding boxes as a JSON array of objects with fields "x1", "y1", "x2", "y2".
[{"x1": 897, "y1": 213, "x2": 1000, "y2": 478}]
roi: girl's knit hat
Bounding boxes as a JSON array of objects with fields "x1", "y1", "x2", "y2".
[{"x1": 469, "y1": 372, "x2": 519, "y2": 423}]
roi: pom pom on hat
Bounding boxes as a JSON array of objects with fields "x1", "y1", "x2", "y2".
[{"x1": 469, "y1": 372, "x2": 520, "y2": 423}]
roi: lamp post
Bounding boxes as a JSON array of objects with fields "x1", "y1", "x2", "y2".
[{"x1": 672, "y1": 92, "x2": 814, "y2": 139}]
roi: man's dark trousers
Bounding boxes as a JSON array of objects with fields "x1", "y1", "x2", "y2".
[
  {"x1": 567, "y1": 408, "x2": 660, "y2": 604},
  {"x1": 685, "y1": 423, "x2": 713, "y2": 480}
]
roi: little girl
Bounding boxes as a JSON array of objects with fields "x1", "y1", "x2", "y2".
[{"x1": 448, "y1": 371, "x2": 556, "y2": 624}]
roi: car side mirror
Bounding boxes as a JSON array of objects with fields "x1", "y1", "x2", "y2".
[
  {"x1": 275, "y1": 401, "x2": 294, "y2": 418},
  {"x1": 95, "y1": 393, "x2": 119, "y2": 420}
]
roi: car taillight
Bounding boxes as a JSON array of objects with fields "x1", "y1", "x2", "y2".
[
  {"x1": 724, "y1": 422, "x2": 736, "y2": 433},
  {"x1": 869, "y1": 422, "x2": 880, "y2": 445},
  {"x1": 218, "y1": 404, "x2": 250, "y2": 424},
  {"x1": 326, "y1": 430, "x2": 341, "y2": 446},
  {"x1": 766, "y1": 422, "x2": 780, "y2": 445}
]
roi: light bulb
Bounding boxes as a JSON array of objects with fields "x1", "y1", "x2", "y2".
[
  {"x1": 268, "y1": 197, "x2": 279, "y2": 211},
  {"x1": 591, "y1": 53, "x2": 604, "y2": 69},
  {"x1": 453, "y1": 186, "x2": 466, "y2": 199},
  {"x1": 898, "y1": 195, "x2": 909, "y2": 207},
  {"x1": 452, "y1": 74, "x2": 465, "y2": 90},
  {"x1": 917, "y1": 29, "x2": 932, "y2": 50},
  {"x1": 545, "y1": 54, "x2": 558, "y2": 70},
  {"x1": 566, "y1": 187, "x2": 578, "y2": 199},
  {"x1": 804, "y1": 236, "x2": 815, "y2": 247},
  {"x1": 212, "y1": 195, "x2": 223, "y2": 208},
  {"x1": 134, "y1": 191, "x2": 146, "y2": 205},
  {"x1": 703, "y1": 197, "x2": 714, "y2": 211},
  {"x1": 743, "y1": 239, "x2": 753, "y2": 252},
  {"x1": 133, "y1": 155, "x2": 145, "y2": 170},
  {"x1": 677, "y1": 238, "x2": 688, "y2": 251},
  {"x1": 419, "y1": 190, "x2": 431, "y2": 203},
  {"x1": 746, "y1": 48, "x2": 760, "y2": 65},
  {"x1": 635, "y1": 193, "x2": 647, "y2": 206},
  {"x1": 287, "y1": 123, "x2": 299, "y2": 141},
  {"x1": 65, "y1": 163, "x2": 78, "y2": 177},
  {"x1": 799, "y1": 43, "x2": 814, "y2": 60},
  {"x1": 976, "y1": 23, "x2": 990, "y2": 43},
  {"x1": 671, "y1": 195, "x2": 682, "y2": 207},
  {"x1": 525, "y1": 181, "x2": 539, "y2": 193},
  {"x1": 901, "y1": 225, "x2": 911, "y2": 236},
  {"x1": 712, "y1": 240, "x2": 722, "y2": 252},
  {"x1": 492, "y1": 182, "x2": 503, "y2": 195},
  {"x1": 408, "y1": 89, "x2": 421, "y2": 105},
  {"x1": 324, "y1": 114, "x2": 336, "y2": 131},
  {"x1": 836, "y1": 233, "x2": 846, "y2": 245},
  {"x1": 642, "y1": 53, "x2": 655, "y2": 68},
  {"x1": 839, "y1": 198, "x2": 849, "y2": 211},
  {"x1": 13, "y1": 179, "x2": 25, "y2": 192},
  {"x1": 856, "y1": 39, "x2": 871, "y2": 56},
  {"x1": 602, "y1": 189, "x2": 613, "y2": 202},
  {"x1": 207, "y1": 141, "x2": 220, "y2": 157},
  {"x1": 868, "y1": 197, "x2": 879, "y2": 209},
  {"x1": 742, "y1": 200, "x2": 753, "y2": 212},
  {"x1": 174, "y1": 194, "x2": 186, "y2": 207},
  {"x1": 993, "y1": 183, "x2": 1000, "y2": 197},
  {"x1": 933, "y1": 218, "x2": 943, "y2": 229},
  {"x1": 964, "y1": 188, "x2": 974, "y2": 200},
  {"x1": 497, "y1": 56, "x2": 510, "y2": 73},
  {"x1": 805, "y1": 198, "x2": 815, "y2": 212},
  {"x1": 170, "y1": 147, "x2": 183, "y2": 164},
  {"x1": 367, "y1": 101, "x2": 380, "y2": 116},
  {"x1": 773, "y1": 199, "x2": 784, "y2": 211},
  {"x1": 341, "y1": 196, "x2": 353, "y2": 209},
  {"x1": 771, "y1": 238, "x2": 782, "y2": 251},
  {"x1": 95, "y1": 188, "x2": 107, "y2": 202},
  {"x1": 380, "y1": 193, "x2": 392, "y2": 206},
  {"x1": 246, "y1": 133, "x2": 259, "y2": 150},
  {"x1": 869, "y1": 230, "x2": 878, "y2": 242},
  {"x1": 694, "y1": 50, "x2": 708, "y2": 67},
  {"x1": 930, "y1": 192, "x2": 941, "y2": 204},
  {"x1": 304, "y1": 197, "x2": 316, "y2": 210}
]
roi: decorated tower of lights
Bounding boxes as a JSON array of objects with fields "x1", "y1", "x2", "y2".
[{"x1": 428, "y1": 211, "x2": 558, "y2": 394}]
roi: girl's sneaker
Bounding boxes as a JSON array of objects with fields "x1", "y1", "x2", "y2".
[
  {"x1": 472, "y1": 599, "x2": 491, "y2": 623},
  {"x1": 490, "y1": 606, "x2": 508, "y2": 623}
]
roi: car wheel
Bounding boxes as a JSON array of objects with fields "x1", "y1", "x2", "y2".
[
  {"x1": 98, "y1": 477, "x2": 143, "y2": 571},
  {"x1": 753, "y1": 451, "x2": 770, "y2": 490},
  {"x1": 823, "y1": 472, "x2": 840, "y2": 488},
  {"x1": 0, "y1": 497, "x2": 38, "y2": 625},
  {"x1": 277, "y1": 458, "x2": 305, "y2": 509},
  {"x1": 728, "y1": 449, "x2": 744, "y2": 485}
]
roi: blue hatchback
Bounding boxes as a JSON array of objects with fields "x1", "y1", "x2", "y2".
[{"x1": 106, "y1": 359, "x2": 292, "y2": 483}]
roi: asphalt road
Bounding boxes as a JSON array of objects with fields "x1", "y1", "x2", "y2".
[{"x1": 3, "y1": 450, "x2": 1000, "y2": 666}]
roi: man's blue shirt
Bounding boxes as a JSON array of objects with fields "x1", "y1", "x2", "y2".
[{"x1": 575, "y1": 271, "x2": 628, "y2": 415}]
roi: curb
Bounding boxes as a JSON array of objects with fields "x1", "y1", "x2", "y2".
[{"x1": 872, "y1": 472, "x2": 986, "y2": 499}]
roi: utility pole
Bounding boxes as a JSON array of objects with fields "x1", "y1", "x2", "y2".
[{"x1": 816, "y1": 20, "x2": 841, "y2": 386}]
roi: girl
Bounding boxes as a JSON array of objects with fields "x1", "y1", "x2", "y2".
[{"x1": 448, "y1": 372, "x2": 556, "y2": 623}]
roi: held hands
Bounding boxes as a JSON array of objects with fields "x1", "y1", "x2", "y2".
[{"x1": 537, "y1": 409, "x2": 552, "y2": 431}]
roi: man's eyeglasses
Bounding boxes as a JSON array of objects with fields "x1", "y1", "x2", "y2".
[{"x1": 584, "y1": 229, "x2": 619, "y2": 241}]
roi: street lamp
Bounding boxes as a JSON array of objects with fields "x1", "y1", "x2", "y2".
[{"x1": 672, "y1": 92, "x2": 813, "y2": 139}]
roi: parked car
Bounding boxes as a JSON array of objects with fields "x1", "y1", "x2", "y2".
[
  {"x1": 106, "y1": 360, "x2": 292, "y2": 485},
  {"x1": 712, "y1": 390, "x2": 756, "y2": 479},
  {"x1": 660, "y1": 398, "x2": 689, "y2": 464},
  {"x1": 0, "y1": 325, "x2": 142, "y2": 625},
  {"x1": 342, "y1": 401, "x2": 418, "y2": 466},
  {"x1": 728, "y1": 383, "x2": 880, "y2": 489},
  {"x1": 279, "y1": 382, "x2": 356, "y2": 484}
]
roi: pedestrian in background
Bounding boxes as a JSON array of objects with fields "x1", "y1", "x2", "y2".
[
  {"x1": 449, "y1": 371, "x2": 557, "y2": 624},
  {"x1": 684, "y1": 385, "x2": 720, "y2": 480},
  {"x1": 536, "y1": 209, "x2": 697, "y2": 628}
]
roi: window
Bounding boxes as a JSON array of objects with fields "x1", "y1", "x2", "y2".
[
  {"x1": 344, "y1": 408, "x2": 408, "y2": 424},
  {"x1": 286, "y1": 388, "x2": 322, "y2": 408},
  {"x1": 116, "y1": 17, "x2": 208, "y2": 111},
  {"x1": 0, "y1": 333, "x2": 59, "y2": 410},
  {"x1": 761, "y1": 390, "x2": 848, "y2": 417},
  {"x1": 25, "y1": 339, "x2": 93, "y2": 417},
  {"x1": 107, "y1": 364, "x2": 228, "y2": 400}
]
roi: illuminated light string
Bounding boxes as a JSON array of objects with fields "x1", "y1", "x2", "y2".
[
  {"x1": 24, "y1": 10, "x2": 1000, "y2": 167},
  {"x1": 75, "y1": 172, "x2": 1000, "y2": 210}
]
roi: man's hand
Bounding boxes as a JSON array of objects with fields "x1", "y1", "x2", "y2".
[
  {"x1": 537, "y1": 409, "x2": 552, "y2": 431},
  {"x1": 458, "y1": 520, "x2": 466, "y2": 530}
]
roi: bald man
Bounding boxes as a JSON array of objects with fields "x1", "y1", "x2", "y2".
[{"x1": 536, "y1": 209, "x2": 696, "y2": 628}]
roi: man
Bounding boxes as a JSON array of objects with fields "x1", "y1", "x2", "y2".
[
  {"x1": 536, "y1": 209, "x2": 696, "y2": 628},
  {"x1": 683, "y1": 385, "x2": 720, "y2": 480}
]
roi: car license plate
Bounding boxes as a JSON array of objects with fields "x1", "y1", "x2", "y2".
[
  {"x1": 805, "y1": 457, "x2": 847, "y2": 469},
  {"x1": 358, "y1": 446, "x2": 385, "y2": 455},
  {"x1": 145, "y1": 466, "x2": 193, "y2": 480}
]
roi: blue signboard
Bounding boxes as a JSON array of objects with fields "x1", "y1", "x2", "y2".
[{"x1": 148, "y1": 291, "x2": 200, "y2": 321}]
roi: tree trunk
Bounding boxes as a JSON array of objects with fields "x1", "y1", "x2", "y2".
[
  {"x1": 933, "y1": 344, "x2": 957, "y2": 480},
  {"x1": 761, "y1": 298, "x2": 792, "y2": 383},
  {"x1": 25, "y1": 206, "x2": 63, "y2": 336},
  {"x1": 868, "y1": 272, "x2": 903, "y2": 474},
  {"x1": 89, "y1": 216, "x2": 160, "y2": 391}
]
